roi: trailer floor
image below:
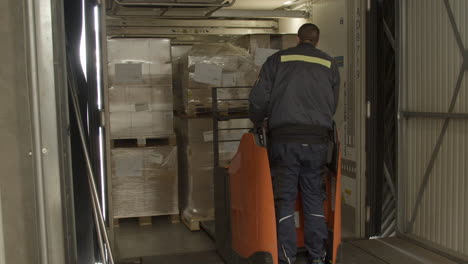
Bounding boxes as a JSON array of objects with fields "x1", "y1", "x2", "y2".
[
  {"x1": 115, "y1": 216, "x2": 219, "y2": 263},
  {"x1": 115, "y1": 218, "x2": 459, "y2": 264},
  {"x1": 336, "y1": 238, "x2": 459, "y2": 264}
]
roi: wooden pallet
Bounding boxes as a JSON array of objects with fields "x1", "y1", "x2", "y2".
[
  {"x1": 138, "y1": 216, "x2": 153, "y2": 226},
  {"x1": 111, "y1": 134, "x2": 176, "y2": 148},
  {"x1": 180, "y1": 107, "x2": 249, "y2": 118},
  {"x1": 169, "y1": 214, "x2": 181, "y2": 224},
  {"x1": 187, "y1": 106, "x2": 213, "y2": 117},
  {"x1": 114, "y1": 214, "x2": 180, "y2": 228},
  {"x1": 182, "y1": 214, "x2": 214, "y2": 231}
]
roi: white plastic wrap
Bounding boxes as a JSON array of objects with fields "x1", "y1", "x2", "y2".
[
  {"x1": 107, "y1": 38, "x2": 173, "y2": 87},
  {"x1": 109, "y1": 85, "x2": 173, "y2": 112},
  {"x1": 110, "y1": 111, "x2": 174, "y2": 139},
  {"x1": 236, "y1": 34, "x2": 297, "y2": 55},
  {"x1": 176, "y1": 117, "x2": 252, "y2": 221},
  {"x1": 236, "y1": 34, "x2": 298, "y2": 67},
  {"x1": 112, "y1": 146, "x2": 178, "y2": 218},
  {"x1": 175, "y1": 43, "x2": 258, "y2": 115},
  {"x1": 107, "y1": 38, "x2": 175, "y2": 139}
]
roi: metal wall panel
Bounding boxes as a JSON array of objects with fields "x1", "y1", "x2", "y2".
[
  {"x1": 312, "y1": 0, "x2": 368, "y2": 239},
  {"x1": 1, "y1": 0, "x2": 74, "y2": 262},
  {"x1": 399, "y1": 0, "x2": 468, "y2": 260}
]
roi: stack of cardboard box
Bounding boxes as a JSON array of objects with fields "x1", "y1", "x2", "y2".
[
  {"x1": 108, "y1": 38, "x2": 175, "y2": 140},
  {"x1": 174, "y1": 43, "x2": 256, "y2": 229},
  {"x1": 111, "y1": 146, "x2": 178, "y2": 219},
  {"x1": 236, "y1": 34, "x2": 298, "y2": 68},
  {"x1": 175, "y1": 43, "x2": 257, "y2": 116},
  {"x1": 108, "y1": 38, "x2": 178, "y2": 221}
]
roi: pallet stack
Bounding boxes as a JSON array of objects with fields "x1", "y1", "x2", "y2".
[
  {"x1": 108, "y1": 38, "x2": 179, "y2": 226},
  {"x1": 236, "y1": 34, "x2": 298, "y2": 68},
  {"x1": 174, "y1": 43, "x2": 256, "y2": 230},
  {"x1": 175, "y1": 43, "x2": 257, "y2": 116}
]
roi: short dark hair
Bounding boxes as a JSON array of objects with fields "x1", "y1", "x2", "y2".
[{"x1": 298, "y1": 23, "x2": 320, "y2": 45}]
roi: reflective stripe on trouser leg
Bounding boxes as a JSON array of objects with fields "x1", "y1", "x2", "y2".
[
  {"x1": 270, "y1": 143, "x2": 301, "y2": 264},
  {"x1": 302, "y1": 191, "x2": 328, "y2": 260},
  {"x1": 278, "y1": 214, "x2": 295, "y2": 264},
  {"x1": 278, "y1": 214, "x2": 294, "y2": 223},
  {"x1": 310, "y1": 214, "x2": 325, "y2": 218},
  {"x1": 277, "y1": 216, "x2": 295, "y2": 264},
  {"x1": 273, "y1": 183, "x2": 299, "y2": 264},
  {"x1": 299, "y1": 143, "x2": 329, "y2": 261}
]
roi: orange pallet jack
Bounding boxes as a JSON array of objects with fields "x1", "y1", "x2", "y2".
[
  {"x1": 211, "y1": 88, "x2": 341, "y2": 264},
  {"x1": 214, "y1": 129, "x2": 342, "y2": 264}
]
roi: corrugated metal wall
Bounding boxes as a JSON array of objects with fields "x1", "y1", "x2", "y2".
[{"x1": 399, "y1": 0, "x2": 468, "y2": 260}]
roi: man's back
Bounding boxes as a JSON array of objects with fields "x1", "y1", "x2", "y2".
[
  {"x1": 249, "y1": 23, "x2": 340, "y2": 264},
  {"x1": 249, "y1": 42, "x2": 340, "y2": 134}
]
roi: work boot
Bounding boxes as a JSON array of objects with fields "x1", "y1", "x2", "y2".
[{"x1": 311, "y1": 258, "x2": 325, "y2": 264}]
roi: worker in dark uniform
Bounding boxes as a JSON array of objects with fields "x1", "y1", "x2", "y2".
[{"x1": 249, "y1": 24, "x2": 340, "y2": 264}]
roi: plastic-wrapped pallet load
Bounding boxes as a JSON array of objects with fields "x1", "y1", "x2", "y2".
[
  {"x1": 108, "y1": 38, "x2": 173, "y2": 87},
  {"x1": 112, "y1": 146, "x2": 178, "y2": 218},
  {"x1": 236, "y1": 34, "x2": 297, "y2": 67},
  {"x1": 110, "y1": 111, "x2": 174, "y2": 140},
  {"x1": 237, "y1": 34, "x2": 297, "y2": 54},
  {"x1": 107, "y1": 38, "x2": 174, "y2": 139},
  {"x1": 176, "y1": 117, "x2": 252, "y2": 229},
  {"x1": 176, "y1": 43, "x2": 258, "y2": 115},
  {"x1": 172, "y1": 45, "x2": 193, "y2": 110}
]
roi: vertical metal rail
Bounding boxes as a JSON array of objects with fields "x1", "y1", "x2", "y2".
[
  {"x1": 69, "y1": 64, "x2": 115, "y2": 264},
  {"x1": 26, "y1": 0, "x2": 49, "y2": 260},
  {"x1": 365, "y1": 0, "x2": 384, "y2": 237},
  {"x1": 212, "y1": 87, "x2": 220, "y2": 168},
  {"x1": 396, "y1": 0, "x2": 406, "y2": 235},
  {"x1": 366, "y1": 0, "x2": 398, "y2": 238},
  {"x1": 91, "y1": 193, "x2": 107, "y2": 263},
  {"x1": 0, "y1": 189, "x2": 5, "y2": 264}
]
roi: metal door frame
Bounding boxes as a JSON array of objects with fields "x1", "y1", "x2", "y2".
[
  {"x1": 365, "y1": 0, "x2": 398, "y2": 238},
  {"x1": 25, "y1": 0, "x2": 76, "y2": 262}
]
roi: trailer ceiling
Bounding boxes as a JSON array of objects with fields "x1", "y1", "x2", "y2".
[
  {"x1": 107, "y1": 0, "x2": 310, "y2": 18},
  {"x1": 112, "y1": 0, "x2": 295, "y2": 9},
  {"x1": 224, "y1": 0, "x2": 289, "y2": 10}
]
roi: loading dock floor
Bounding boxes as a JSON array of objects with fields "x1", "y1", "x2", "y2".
[
  {"x1": 115, "y1": 217, "x2": 459, "y2": 264},
  {"x1": 114, "y1": 216, "x2": 216, "y2": 260}
]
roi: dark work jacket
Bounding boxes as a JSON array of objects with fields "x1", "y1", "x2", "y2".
[{"x1": 249, "y1": 42, "x2": 340, "y2": 143}]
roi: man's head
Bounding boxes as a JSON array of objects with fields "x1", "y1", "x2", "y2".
[{"x1": 297, "y1": 23, "x2": 320, "y2": 46}]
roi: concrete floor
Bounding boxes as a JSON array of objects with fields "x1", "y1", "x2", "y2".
[{"x1": 115, "y1": 217, "x2": 459, "y2": 264}]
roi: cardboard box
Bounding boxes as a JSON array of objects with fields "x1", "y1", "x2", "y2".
[
  {"x1": 112, "y1": 146, "x2": 178, "y2": 218},
  {"x1": 109, "y1": 85, "x2": 173, "y2": 112},
  {"x1": 107, "y1": 38, "x2": 173, "y2": 87},
  {"x1": 174, "y1": 43, "x2": 257, "y2": 114},
  {"x1": 108, "y1": 38, "x2": 175, "y2": 139},
  {"x1": 237, "y1": 34, "x2": 298, "y2": 67},
  {"x1": 237, "y1": 34, "x2": 298, "y2": 54},
  {"x1": 110, "y1": 111, "x2": 174, "y2": 139}
]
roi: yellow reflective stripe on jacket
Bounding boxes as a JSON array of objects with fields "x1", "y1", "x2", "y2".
[{"x1": 281, "y1": 55, "x2": 332, "y2": 68}]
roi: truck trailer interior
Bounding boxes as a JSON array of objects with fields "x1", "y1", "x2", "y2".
[{"x1": 1, "y1": 0, "x2": 467, "y2": 263}]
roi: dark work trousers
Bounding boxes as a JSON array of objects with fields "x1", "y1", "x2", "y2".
[{"x1": 269, "y1": 142, "x2": 328, "y2": 264}]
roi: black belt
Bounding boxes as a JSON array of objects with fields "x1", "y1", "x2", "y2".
[{"x1": 270, "y1": 125, "x2": 331, "y2": 144}]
